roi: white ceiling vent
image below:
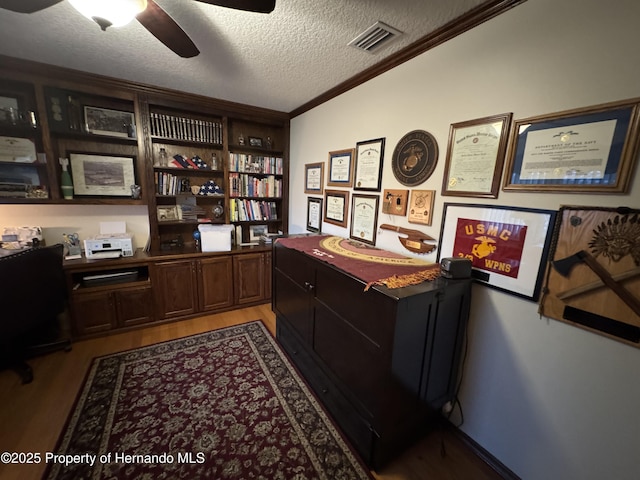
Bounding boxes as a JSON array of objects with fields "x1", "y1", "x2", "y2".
[{"x1": 348, "y1": 21, "x2": 402, "y2": 53}]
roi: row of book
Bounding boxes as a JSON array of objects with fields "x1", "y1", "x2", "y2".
[
  {"x1": 228, "y1": 153, "x2": 283, "y2": 174},
  {"x1": 150, "y1": 112, "x2": 223, "y2": 144},
  {"x1": 228, "y1": 172, "x2": 282, "y2": 198},
  {"x1": 229, "y1": 198, "x2": 278, "y2": 222},
  {"x1": 155, "y1": 172, "x2": 198, "y2": 196}
]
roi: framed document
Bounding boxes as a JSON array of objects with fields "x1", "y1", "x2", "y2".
[
  {"x1": 84, "y1": 106, "x2": 135, "y2": 138},
  {"x1": 306, "y1": 197, "x2": 323, "y2": 233},
  {"x1": 438, "y1": 203, "x2": 557, "y2": 301},
  {"x1": 323, "y1": 189, "x2": 349, "y2": 228},
  {"x1": 304, "y1": 162, "x2": 324, "y2": 194},
  {"x1": 350, "y1": 194, "x2": 379, "y2": 245},
  {"x1": 503, "y1": 100, "x2": 640, "y2": 193},
  {"x1": 327, "y1": 148, "x2": 355, "y2": 187},
  {"x1": 354, "y1": 138, "x2": 385, "y2": 191},
  {"x1": 69, "y1": 153, "x2": 136, "y2": 197},
  {"x1": 442, "y1": 113, "x2": 512, "y2": 198},
  {"x1": 408, "y1": 189, "x2": 435, "y2": 225}
]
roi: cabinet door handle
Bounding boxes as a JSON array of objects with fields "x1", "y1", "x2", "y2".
[{"x1": 304, "y1": 281, "x2": 314, "y2": 292}]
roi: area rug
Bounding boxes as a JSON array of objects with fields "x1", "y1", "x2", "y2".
[{"x1": 45, "y1": 321, "x2": 372, "y2": 480}]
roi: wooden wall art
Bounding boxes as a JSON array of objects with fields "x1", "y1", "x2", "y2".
[{"x1": 539, "y1": 205, "x2": 640, "y2": 346}]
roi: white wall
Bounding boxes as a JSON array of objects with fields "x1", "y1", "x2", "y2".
[
  {"x1": 0, "y1": 205, "x2": 150, "y2": 249},
  {"x1": 289, "y1": 0, "x2": 640, "y2": 479}
]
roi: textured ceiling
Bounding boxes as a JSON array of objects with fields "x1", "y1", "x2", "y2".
[{"x1": 0, "y1": 0, "x2": 492, "y2": 113}]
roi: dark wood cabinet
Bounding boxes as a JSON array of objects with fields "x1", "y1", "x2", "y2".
[
  {"x1": 152, "y1": 259, "x2": 199, "y2": 319},
  {"x1": 233, "y1": 251, "x2": 271, "y2": 304},
  {"x1": 198, "y1": 256, "x2": 234, "y2": 311},
  {"x1": 272, "y1": 240, "x2": 471, "y2": 469}
]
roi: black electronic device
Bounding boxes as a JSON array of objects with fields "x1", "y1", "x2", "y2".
[{"x1": 440, "y1": 257, "x2": 472, "y2": 279}]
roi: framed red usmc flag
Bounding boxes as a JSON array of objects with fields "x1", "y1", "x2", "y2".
[{"x1": 438, "y1": 203, "x2": 557, "y2": 301}]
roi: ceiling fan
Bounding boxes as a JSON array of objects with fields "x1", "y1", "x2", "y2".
[{"x1": 0, "y1": 0, "x2": 276, "y2": 58}]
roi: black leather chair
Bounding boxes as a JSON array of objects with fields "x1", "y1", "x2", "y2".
[{"x1": 0, "y1": 244, "x2": 71, "y2": 383}]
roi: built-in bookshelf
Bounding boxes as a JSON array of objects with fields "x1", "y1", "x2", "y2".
[{"x1": 0, "y1": 55, "x2": 290, "y2": 252}]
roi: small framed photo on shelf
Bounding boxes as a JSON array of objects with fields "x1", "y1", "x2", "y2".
[
  {"x1": 84, "y1": 105, "x2": 135, "y2": 138},
  {"x1": 69, "y1": 153, "x2": 136, "y2": 197},
  {"x1": 323, "y1": 189, "x2": 349, "y2": 228},
  {"x1": 350, "y1": 194, "x2": 380, "y2": 246},
  {"x1": 503, "y1": 100, "x2": 640, "y2": 193},
  {"x1": 327, "y1": 148, "x2": 355, "y2": 187},
  {"x1": 442, "y1": 112, "x2": 512, "y2": 198},
  {"x1": 306, "y1": 197, "x2": 323, "y2": 233},
  {"x1": 248, "y1": 136, "x2": 263, "y2": 147},
  {"x1": 157, "y1": 206, "x2": 180, "y2": 222},
  {"x1": 354, "y1": 137, "x2": 385, "y2": 191},
  {"x1": 304, "y1": 162, "x2": 324, "y2": 194},
  {"x1": 249, "y1": 224, "x2": 268, "y2": 242}
]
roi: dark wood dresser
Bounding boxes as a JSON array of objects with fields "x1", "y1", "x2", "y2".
[{"x1": 272, "y1": 238, "x2": 472, "y2": 469}]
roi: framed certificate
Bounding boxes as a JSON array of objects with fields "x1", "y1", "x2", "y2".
[
  {"x1": 304, "y1": 162, "x2": 324, "y2": 194},
  {"x1": 327, "y1": 148, "x2": 355, "y2": 187},
  {"x1": 354, "y1": 138, "x2": 385, "y2": 191},
  {"x1": 442, "y1": 113, "x2": 512, "y2": 198},
  {"x1": 306, "y1": 197, "x2": 323, "y2": 233},
  {"x1": 350, "y1": 194, "x2": 379, "y2": 245},
  {"x1": 503, "y1": 99, "x2": 640, "y2": 193},
  {"x1": 323, "y1": 189, "x2": 349, "y2": 228}
]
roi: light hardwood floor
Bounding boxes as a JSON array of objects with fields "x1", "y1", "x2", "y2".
[{"x1": 0, "y1": 304, "x2": 502, "y2": 480}]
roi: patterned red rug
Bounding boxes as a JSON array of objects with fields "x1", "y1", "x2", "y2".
[{"x1": 45, "y1": 321, "x2": 372, "y2": 479}]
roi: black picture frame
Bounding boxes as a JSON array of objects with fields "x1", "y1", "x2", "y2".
[
  {"x1": 438, "y1": 203, "x2": 557, "y2": 301},
  {"x1": 248, "y1": 136, "x2": 263, "y2": 147},
  {"x1": 306, "y1": 197, "x2": 323, "y2": 233},
  {"x1": 354, "y1": 137, "x2": 385, "y2": 191}
]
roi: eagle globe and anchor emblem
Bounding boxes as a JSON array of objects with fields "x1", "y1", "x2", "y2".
[{"x1": 392, "y1": 130, "x2": 439, "y2": 186}]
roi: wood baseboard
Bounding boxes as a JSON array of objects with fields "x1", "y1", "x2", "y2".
[{"x1": 447, "y1": 422, "x2": 521, "y2": 480}]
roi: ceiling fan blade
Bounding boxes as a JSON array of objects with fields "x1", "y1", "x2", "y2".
[
  {"x1": 196, "y1": 0, "x2": 275, "y2": 14},
  {"x1": 136, "y1": 0, "x2": 199, "y2": 58},
  {"x1": 0, "y1": 0, "x2": 62, "y2": 13}
]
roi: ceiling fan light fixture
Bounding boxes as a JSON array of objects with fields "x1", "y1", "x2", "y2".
[{"x1": 68, "y1": 0, "x2": 147, "y2": 29}]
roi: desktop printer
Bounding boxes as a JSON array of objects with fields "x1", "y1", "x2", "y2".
[{"x1": 84, "y1": 233, "x2": 134, "y2": 259}]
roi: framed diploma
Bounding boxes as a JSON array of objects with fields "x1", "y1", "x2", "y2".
[
  {"x1": 442, "y1": 113, "x2": 512, "y2": 198},
  {"x1": 304, "y1": 162, "x2": 324, "y2": 194},
  {"x1": 503, "y1": 99, "x2": 640, "y2": 193},
  {"x1": 306, "y1": 197, "x2": 323, "y2": 233},
  {"x1": 438, "y1": 203, "x2": 557, "y2": 301},
  {"x1": 327, "y1": 148, "x2": 355, "y2": 187},
  {"x1": 354, "y1": 138, "x2": 385, "y2": 191},
  {"x1": 323, "y1": 189, "x2": 349, "y2": 228},
  {"x1": 350, "y1": 194, "x2": 380, "y2": 245}
]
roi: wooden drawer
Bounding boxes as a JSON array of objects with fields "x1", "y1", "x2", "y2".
[{"x1": 276, "y1": 318, "x2": 375, "y2": 465}]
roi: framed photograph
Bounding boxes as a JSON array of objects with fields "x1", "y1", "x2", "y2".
[
  {"x1": 408, "y1": 189, "x2": 436, "y2": 225},
  {"x1": 354, "y1": 137, "x2": 385, "y2": 191},
  {"x1": 503, "y1": 100, "x2": 640, "y2": 193},
  {"x1": 350, "y1": 194, "x2": 380, "y2": 245},
  {"x1": 157, "y1": 206, "x2": 180, "y2": 222},
  {"x1": 84, "y1": 105, "x2": 135, "y2": 138},
  {"x1": 248, "y1": 136, "x2": 263, "y2": 147},
  {"x1": 323, "y1": 189, "x2": 349, "y2": 228},
  {"x1": 304, "y1": 162, "x2": 324, "y2": 194},
  {"x1": 442, "y1": 113, "x2": 512, "y2": 198},
  {"x1": 69, "y1": 153, "x2": 136, "y2": 197},
  {"x1": 327, "y1": 148, "x2": 355, "y2": 187},
  {"x1": 306, "y1": 197, "x2": 323, "y2": 233},
  {"x1": 249, "y1": 224, "x2": 268, "y2": 242},
  {"x1": 438, "y1": 203, "x2": 557, "y2": 301},
  {"x1": 0, "y1": 95, "x2": 19, "y2": 125}
]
